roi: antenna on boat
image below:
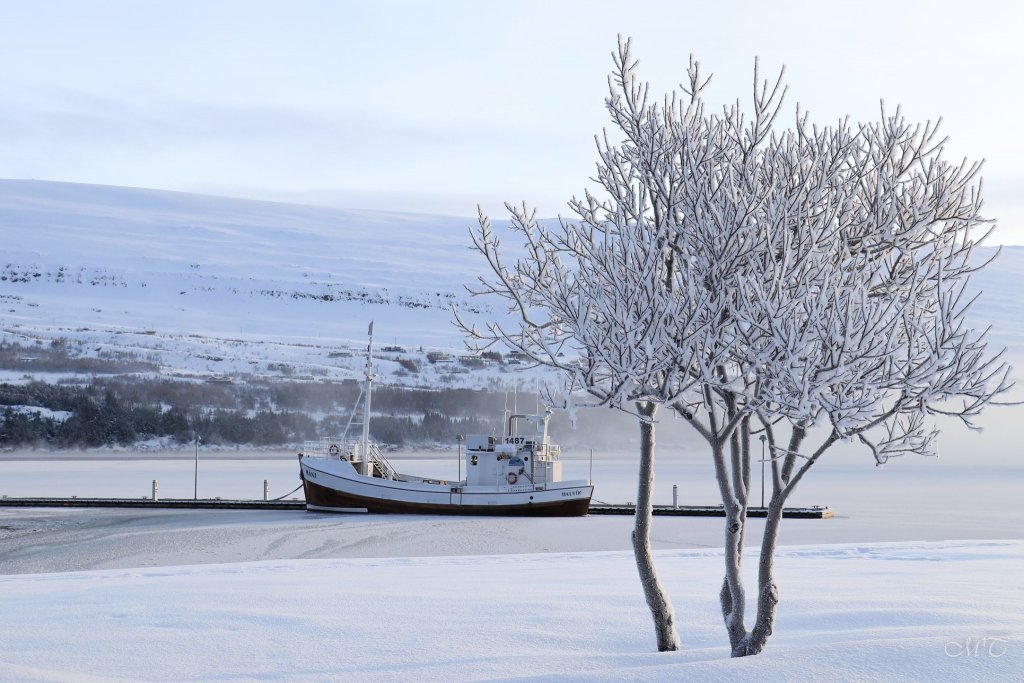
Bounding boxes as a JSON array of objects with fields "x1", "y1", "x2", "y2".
[
  {"x1": 512, "y1": 382, "x2": 518, "y2": 435},
  {"x1": 503, "y1": 390, "x2": 510, "y2": 437},
  {"x1": 361, "y1": 321, "x2": 375, "y2": 476}
]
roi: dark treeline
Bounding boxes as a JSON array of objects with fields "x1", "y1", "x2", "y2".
[
  {"x1": 0, "y1": 376, "x2": 514, "y2": 449},
  {"x1": 0, "y1": 338, "x2": 159, "y2": 374},
  {"x1": 0, "y1": 340, "x2": 624, "y2": 451}
]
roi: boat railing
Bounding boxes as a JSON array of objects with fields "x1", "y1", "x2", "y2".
[
  {"x1": 302, "y1": 438, "x2": 398, "y2": 480},
  {"x1": 302, "y1": 437, "x2": 345, "y2": 459},
  {"x1": 535, "y1": 444, "x2": 561, "y2": 460}
]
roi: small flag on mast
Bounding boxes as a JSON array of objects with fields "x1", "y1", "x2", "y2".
[{"x1": 368, "y1": 321, "x2": 374, "y2": 336}]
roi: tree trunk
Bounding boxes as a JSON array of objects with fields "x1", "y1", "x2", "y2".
[
  {"x1": 720, "y1": 505, "x2": 748, "y2": 654},
  {"x1": 737, "y1": 493, "x2": 785, "y2": 655},
  {"x1": 710, "y1": 438, "x2": 749, "y2": 654},
  {"x1": 632, "y1": 401, "x2": 681, "y2": 652}
]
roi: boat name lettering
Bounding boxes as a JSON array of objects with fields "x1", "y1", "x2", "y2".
[
  {"x1": 305, "y1": 469, "x2": 316, "y2": 479},
  {"x1": 561, "y1": 489, "x2": 583, "y2": 497},
  {"x1": 503, "y1": 437, "x2": 526, "y2": 445}
]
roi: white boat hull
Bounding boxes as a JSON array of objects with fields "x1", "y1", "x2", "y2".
[{"x1": 300, "y1": 456, "x2": 593, "y2": 516}]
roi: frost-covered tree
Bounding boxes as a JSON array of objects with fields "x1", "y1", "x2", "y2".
[
  {"x1": 632, "y1": 50, "x2": 1014, "y2": 656},
  {"x1": 456, "y1": 205, "x2": 695, "y2": 651},
  {"x1": 454, "y1": 40, "x2": 735, "y2": 651},
  {"x1": 693, "y1": 104, "x2": 1013, "y2": 655},
  {"x1": 460, "y1": 37, "x2": 1011, "y2": 657}
]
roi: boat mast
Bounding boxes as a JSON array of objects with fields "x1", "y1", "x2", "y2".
[{"x1": 361, "y1": 321, "x2": 375, "y2": 476}]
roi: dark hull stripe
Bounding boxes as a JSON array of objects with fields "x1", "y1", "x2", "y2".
[{"x1": 302, "y1": 478, "x2": 591, "y2": 517}]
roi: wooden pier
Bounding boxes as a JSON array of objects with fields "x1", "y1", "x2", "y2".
[
  {"x1": 588, "y1": 504, "x2": 834, "y2": 519},
  {"x1": 0, "y1": 497, "x2": 833, "y2": 518}
]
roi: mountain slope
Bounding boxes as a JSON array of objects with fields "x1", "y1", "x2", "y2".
[
  {"x1": 1, "y1": 179, "x2": 1020, "y2": 388},
  {"x1": 1, "y1": 180, "x2": 510, "y2": 385}
]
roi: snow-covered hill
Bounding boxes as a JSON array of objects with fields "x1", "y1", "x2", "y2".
[
  {"x1": 1, "y1": 179, "x2": 1020, "y2": 388},
  {"x1": 0, "y1": 180, "x2": 521, "y2": 386},
  {"x1": 962, "y1": 243, "x2": 1024, "y2": 356}
]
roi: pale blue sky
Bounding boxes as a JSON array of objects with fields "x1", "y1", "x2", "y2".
[{"x1": 1, "y1": 0, "x2": 1022, "y2": 241}]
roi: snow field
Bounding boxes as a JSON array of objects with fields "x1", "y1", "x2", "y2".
[{"x1": 0, "y1": 541, "x2": 1020, "y2": 681}]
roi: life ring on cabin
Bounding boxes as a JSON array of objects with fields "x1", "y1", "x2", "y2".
[
  {"x1": 507, "y1": 472, "x2": 518, "y2": 485},
  {"x1": 328, "y1": 444, "x2": 340, "y2": 457}
]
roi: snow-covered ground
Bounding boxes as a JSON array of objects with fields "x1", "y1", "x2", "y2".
[{"x1": 0, "y1": 538, "x2": 1019, "y2": 681}]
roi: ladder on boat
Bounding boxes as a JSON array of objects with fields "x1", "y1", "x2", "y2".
[{"x1": 356, "y1": 441, "x2": 398, "y2": 481}]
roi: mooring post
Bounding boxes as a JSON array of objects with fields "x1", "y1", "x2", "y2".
[
  {"x1": 760, "y1": 434, "x2": 767, "y2": 509},
  {"x1": 152, "y1": 479, "x2": 159, "y2": 501},
  {"x1": 672, "y1": 484, "x2": 678, "y2": 510},
  {"x1": 264, "y1": 480, "x2": 270, "y2": 501},
  {"x1": 194, "y1": 434, "x2": 201, "y2": 500}
]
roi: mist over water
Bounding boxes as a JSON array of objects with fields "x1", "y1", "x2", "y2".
[{"x1": 2, "y1": 437, "x2": 1021, "y2": 547}]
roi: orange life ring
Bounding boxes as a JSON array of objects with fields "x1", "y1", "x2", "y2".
[{"x1": 507, "y1": 472, "x2": 518, "y2": 485}]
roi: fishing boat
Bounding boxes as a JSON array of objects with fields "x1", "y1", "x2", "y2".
[{"x1": 298, "y1": 325, "x2": 593, "y2": 516}]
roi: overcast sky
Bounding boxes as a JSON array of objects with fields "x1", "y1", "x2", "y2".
[{"x1": 2, "y1": 0, "x2": 1022, "y2": 242}]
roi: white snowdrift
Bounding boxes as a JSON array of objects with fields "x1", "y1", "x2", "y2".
[{"x1": 0, "y1": 540, "x2": 1020, "y2": 682}]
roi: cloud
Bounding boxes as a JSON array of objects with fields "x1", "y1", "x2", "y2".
[
  {"x1": 0, "y1": 85, "x2": 450, "y2": 148},
  {"x1": 0, "y1": 84, "x2": 583, "y2": 216}
]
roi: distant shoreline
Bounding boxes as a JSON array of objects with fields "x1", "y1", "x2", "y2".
[{"x1": 0, "y1": 449, "x2": 298, "y2": 462}]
